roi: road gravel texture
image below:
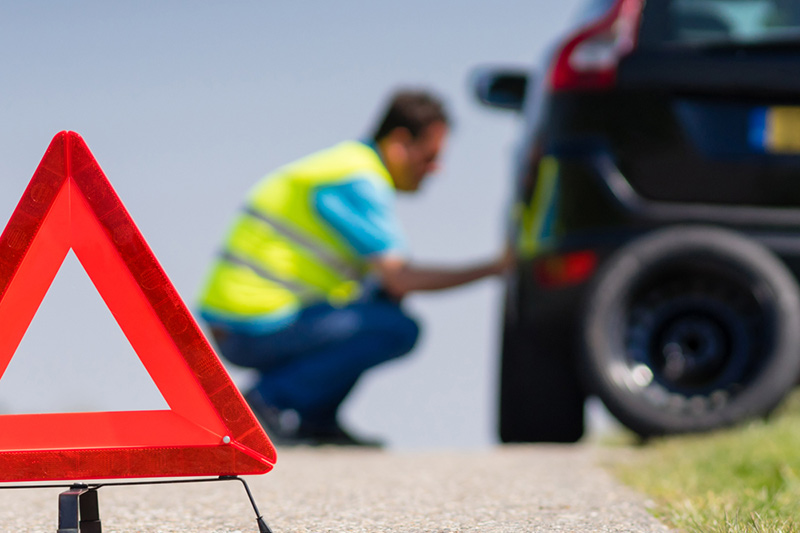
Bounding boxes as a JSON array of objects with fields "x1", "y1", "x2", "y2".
[{"x1": 0, "y1": 444, "x2": 674, "y2": 532}]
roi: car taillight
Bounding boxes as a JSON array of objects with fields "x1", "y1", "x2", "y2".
[
  {"x1": 533, "y1": 250, "x2": 598, "y2": 288},
  {"x1": 549, "y1": 0, "x2": 644, "y2": 92}
]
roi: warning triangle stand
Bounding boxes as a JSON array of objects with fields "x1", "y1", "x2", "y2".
[
  {"x1": 0, "y1": 131, "x2": 276, "y2": 481},
  {"x1": 0, "y1": 132, "x2": 278, "y2": 532}
]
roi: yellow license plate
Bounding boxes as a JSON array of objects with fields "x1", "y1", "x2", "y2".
[{"x1": 766, "y1": 106, "x2": 800, "y2": 153}]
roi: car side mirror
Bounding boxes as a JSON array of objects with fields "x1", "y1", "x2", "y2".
[{"x1": 471, "y1": 67, "x2": 531, "y2": 112}]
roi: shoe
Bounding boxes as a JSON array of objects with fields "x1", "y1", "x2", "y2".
[
  {"x1": 295, "y1": 424, "x2": 384, "y2": 448},
  {"x1": 243, "y1": 389, "x2": 384, "y2": 448},
  {"x1": 243, "y1": 389, "x2": 304, "y2": 446},
  {"x1": 243, "y1": 390, "x2": 280, "y2": 432}
]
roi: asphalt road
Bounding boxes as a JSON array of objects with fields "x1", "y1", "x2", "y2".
[{"x1": 1, "y1": 444, "x2": 673, "y2": 532}]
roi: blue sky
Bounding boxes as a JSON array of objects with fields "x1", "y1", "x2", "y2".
[{"x1": 0, "y1": 1, "x2": 587, "y2": 449}]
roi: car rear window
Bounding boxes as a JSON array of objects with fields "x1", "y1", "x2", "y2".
[{"x1": 639, "y1": 0, "x2": 800, "y2": 47}]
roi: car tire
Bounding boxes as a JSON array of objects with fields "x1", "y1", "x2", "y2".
[
  {"x1": 581, "y1": 225, "x2": 800, "y2": 437},
  {"x1": 499, "y1": 277, "x2": 586, "y2": 443}
]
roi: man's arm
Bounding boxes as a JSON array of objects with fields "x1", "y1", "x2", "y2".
[
  {"x1": 371, "y1": 251, "x2": 511, "y2": 300},
  {"x1": 313, "y1": 175, "x2": 513, "y2": 298}
]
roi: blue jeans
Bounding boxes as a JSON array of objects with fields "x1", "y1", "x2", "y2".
[{"x1": 213, "y1": 297, "x2": 420, "y2": 429}]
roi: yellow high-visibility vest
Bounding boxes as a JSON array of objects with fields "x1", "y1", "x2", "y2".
[{"x1": 199, "y1": 141, "x2": 394, "y2": 323}]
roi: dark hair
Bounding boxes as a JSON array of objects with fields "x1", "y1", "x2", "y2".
[{"x1": 371, "y1": 89, "x2": 450, "y2": 142}]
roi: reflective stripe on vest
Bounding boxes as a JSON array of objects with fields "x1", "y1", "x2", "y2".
[
  {"x1": 219, "y1": 250, "x2": 315, "y2": 296},
  {"x1": 241, "y1": 205, "x2": 361, "y2": 281}
]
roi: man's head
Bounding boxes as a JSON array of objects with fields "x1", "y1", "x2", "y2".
[{"x1": 371, "y1": 89, "x2": 450, "y2": 192}]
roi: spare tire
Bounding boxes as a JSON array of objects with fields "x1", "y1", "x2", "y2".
[{"x1": 581, "y1": 226, "x2": 800, "y2": 437}]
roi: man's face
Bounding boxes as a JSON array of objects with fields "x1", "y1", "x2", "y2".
[{"x1": 388, "y1": 121, "x2": 448, "y2": 192}]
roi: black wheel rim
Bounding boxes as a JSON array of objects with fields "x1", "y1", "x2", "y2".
[{"x1": 618, "y1": 261, "x2": 772, "y2": 412}]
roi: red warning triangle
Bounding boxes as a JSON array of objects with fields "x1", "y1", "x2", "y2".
[{"x1": 0, "y1": 131, "x2": 276, "y2": 482}]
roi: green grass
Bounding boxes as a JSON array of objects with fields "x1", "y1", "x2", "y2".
[{"x1": 611, "y1": 392, "x2": 800, "y2": 532}]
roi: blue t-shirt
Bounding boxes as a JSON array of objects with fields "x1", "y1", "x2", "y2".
[{"x1": 313, "y1": 176, "x2": 406, "y2": 258}]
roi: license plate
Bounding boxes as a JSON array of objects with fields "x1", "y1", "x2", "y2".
[{"x1": 765, "y1": 106, "x2": 800, "y2": 153}]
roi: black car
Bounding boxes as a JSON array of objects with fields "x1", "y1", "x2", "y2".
[{"x1": 474, "y1": 0, "x2": 800, "y2": 442}]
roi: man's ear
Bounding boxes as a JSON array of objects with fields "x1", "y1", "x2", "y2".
[
  {"x1": 381, "y1": 127, "x2": 413, "y2": 153},
  {"x1": 387, "y1": 127, "x2": 413, "y2": 145},
  {"x1": 379, "y1": 127, "x2": 412, "y2": 168}
]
